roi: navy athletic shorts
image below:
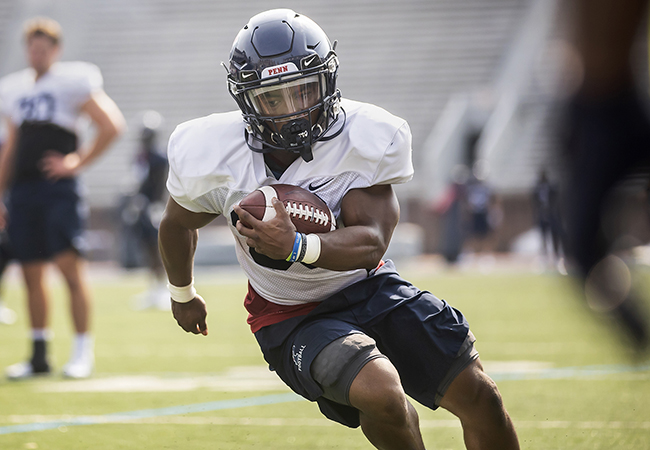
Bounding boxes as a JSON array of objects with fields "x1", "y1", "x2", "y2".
[
  {"x1": 7, "y1": 179, "x2": 87, "y2": 262},
  {"x1": 254, "y1": 260, "x2": 470, "y2": 428}
]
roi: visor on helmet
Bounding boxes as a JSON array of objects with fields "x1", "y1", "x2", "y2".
[{"x1": 247, "y1": 75, "x2": 323, "y2": 118}]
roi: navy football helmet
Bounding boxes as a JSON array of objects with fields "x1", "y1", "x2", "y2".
[{"x1": 226, "y1": 9, "x2": 344, "y2": 162}]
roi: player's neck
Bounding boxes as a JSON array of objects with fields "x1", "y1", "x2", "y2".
[
  {"x1": 33, "y1": 65, "x2": 53, "y2": 81},
  {"x1": 264, "y1": 151, "x2": 300, "y2": 179}
]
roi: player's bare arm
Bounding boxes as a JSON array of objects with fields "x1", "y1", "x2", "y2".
[
  {"x1": 159, "y1": 197, "x2": 217, "y2": 335},
  {"x1": 0, "y1": 119, "x2": 18, "y2": 229},
  {"x1": 235, "y1": 184, "x2": 399, "y2": 271},
  {"x1": 39, "y1": 90, "x2": 126, "y2": 180},
  {"x1": 323, "y1": 184, "x2": 400, "y2": 270}
]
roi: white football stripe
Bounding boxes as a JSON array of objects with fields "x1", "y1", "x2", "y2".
[
  {"x1": 329, "y1": 210, "x2": 337, "y2": 230},
  {"x1": 258, "y1": 186, "x2": 278, "y2": 222}
]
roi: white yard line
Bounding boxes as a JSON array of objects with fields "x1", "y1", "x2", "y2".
[
  {"x1": 31, "y1": 362, "x2": 650, "y2": 393},
  {"x1": 2, "y1": 415, "x2": 650, "y2": 430},
  {"x1": 1, "y1": 362, "x2": 648, "y2": 436}
]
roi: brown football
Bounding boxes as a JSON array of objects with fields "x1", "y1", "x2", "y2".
[{"x1": 239, "y1": 184, "x2": 336, "y2": 234}]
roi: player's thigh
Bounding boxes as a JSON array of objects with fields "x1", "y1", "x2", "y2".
[
  {"x1": 7, "y1": 183, "x2": 48, "y2": 261},
  {"x1": 47, "y1": 180, "x2": 86, "y2": 257},
  {"x1": 20, "y1": 260, "x2": 48, "y2": 287}
]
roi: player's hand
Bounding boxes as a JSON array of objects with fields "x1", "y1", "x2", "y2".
[
  {"x1": 39, "y1": 150, "x2": 80, "y2": 180},
  {"x1": 0, "y1": 203, "x2": 8, "y2": 230},
  {"x1": 171, "y1": 295, "x2": 208, "y2": 336},
  {"x1": 233, "y1": 198, "x2": 296, "y2": 260}
]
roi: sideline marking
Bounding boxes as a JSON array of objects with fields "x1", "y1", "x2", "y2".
[
  {"x1": 489, "y1": 363, "x2": 650, "y2": 381},
  {"x1": 1, "y1": 363, "x2": 648, "y2": 436},
  {"x1": 31, "y1": 362, "x2": 650, "y2": 394},
  {"x1": 0, "y1": 393, "x2": 302, "y2": 435},
  {"x1": 3, "y1": 415, "x2": 650, "y2": 430}
]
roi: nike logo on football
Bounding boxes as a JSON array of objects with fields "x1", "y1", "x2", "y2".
[{"x1": 308, "y1": 178, "x2": 334, "y2": 191}]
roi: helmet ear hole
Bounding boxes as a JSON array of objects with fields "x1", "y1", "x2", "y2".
[{"x1": 313, "y1": 123, "x2": 323, "y2": 138}]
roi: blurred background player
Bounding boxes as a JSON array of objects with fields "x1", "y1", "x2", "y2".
[
  {"x1": 557, "y1": 0, "x2": 650, "y2": 351},
  {"x1": 463, "y1": 162, "x2": 502, "y2": 262},
  {"x1": 434, "y1": 164, "x2": 469, "y2": 265},
  {"x1": 0, "y1": 17, "x2": 125, "y2": 379},
  {"x1": 532, "y1": 169, "x2": 563, "y2": 271},
  {"x1": 119, "y1": 110, "x2": 169, "y2": 310}
]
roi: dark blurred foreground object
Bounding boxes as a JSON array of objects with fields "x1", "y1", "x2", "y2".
[{"x1": 558, "y1": 0, "x2": 650, "y2": 352}]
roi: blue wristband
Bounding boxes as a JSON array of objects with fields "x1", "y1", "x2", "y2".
[{"x1": 286, "y1": 232, "x2": 302, "y2": 262}]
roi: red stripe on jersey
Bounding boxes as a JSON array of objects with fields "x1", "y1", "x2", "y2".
[{"x1": 245, "y1": 283, "x2": 319, "y2": 333}]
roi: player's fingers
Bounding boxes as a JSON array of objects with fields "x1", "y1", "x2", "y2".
[
  {"x1": 186, "y1": 315, "x2": 204, "y2": 334},
  {"x1": 198, "y1": 318, "x2": 208, "y2": 336},
  {"x1": 236, "y1": 221, "x2": 258, "y2": 245},
  {"x1": 37, "y1": 158, "x2": 50, "y2": 172},
  {"x1": 271, "y1": 197, "x2": 289, "y2": 218},
  {"x1": 236, "y1": 219, "x2": 255, "y2": 236},
  {"x1": 175, "y1": 318, "x2": 193, "y2": 333},
  {"x1": 233, "y1": 204, "x2": 258, "y2": 226}
]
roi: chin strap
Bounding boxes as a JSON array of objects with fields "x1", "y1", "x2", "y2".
[
  {"x1": 299, "y1": 144, "x2": 314, "y2": 162},
  {"x1": 245, "y1": 105, "x2": 346, "y2": 162},
  {"x1": 276, "y1": 118, "x2": 314, "y2": 161}
]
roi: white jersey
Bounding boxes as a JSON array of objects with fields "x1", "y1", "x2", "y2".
[
  {"x1": 0, "y1": 61, "x2": 103, "y2": 132},
  {"x1": 167, "y1": 98, "x2": 414, "y2": 306}
]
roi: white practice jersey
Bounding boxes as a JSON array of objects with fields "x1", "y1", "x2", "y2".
[
  {"x1": 167, "y1": 98, "x2": 414, "y2": 306},
  {"x1": 0, "y1": 61, "x2": 103, "y2": 132}
]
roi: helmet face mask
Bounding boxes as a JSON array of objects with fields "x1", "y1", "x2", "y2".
[{"x1": 226, "y1": 9, "x2": 344, "y2": 162}]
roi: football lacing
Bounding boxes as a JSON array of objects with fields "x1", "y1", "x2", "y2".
[{"x1": 285, "y1": 202, "x2": 329, "y2": 226}]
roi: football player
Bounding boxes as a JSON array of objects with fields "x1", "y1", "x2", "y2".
[
  {"x1": 0, "y1": 17, "x2": 125, "y2": 379},
  {"x1": 127, "y1": 111, "x2": 170, "y2": 310},
  {"x1": 159, "y1": 9, "x2": 519, "y2": 449}
]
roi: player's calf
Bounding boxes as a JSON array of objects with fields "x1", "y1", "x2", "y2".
[
  {"x1": 311, "y1": 333, "x2": 425, "y2": 449},
  {"x1": 350, "y1": 358, "x2": 425, "y2": 450},
  {"x1": 439, "y1": 359, "x2": 520, "y2": 450}
]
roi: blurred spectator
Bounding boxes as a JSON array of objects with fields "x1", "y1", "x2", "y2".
[
  {"x1": 464, "y1": 163, "x2": 502, "y2": 256},
  {"x1": 532, "y1": 169, "x2": 563, "y2": 269},
  {"x1": 119, "y1": 111, "x2": 169, "y2": 310},
  {"x1": 434, "y1": 164, "x2": 469, "y2": 264},
  {"x1": 0, "y1": 17, "x2": 125, "y2": 379},
  {"x1": 557, "y1": 0, "x2": 650, "y2": 351}
]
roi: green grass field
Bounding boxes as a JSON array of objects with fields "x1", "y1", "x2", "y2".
[{"x1": 0, "y1": 261, "x2": 649, "y2": 449}]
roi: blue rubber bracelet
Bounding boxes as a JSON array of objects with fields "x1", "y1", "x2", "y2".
[{"x1": 286, "y1": 232, "x2": 302, "y2": 262}]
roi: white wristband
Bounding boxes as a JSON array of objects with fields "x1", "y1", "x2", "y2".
[
  {"x1": 167, "y1": 279, "x2": 197, "y2": 303},
  {"x1": 302, "y1": 234, "x2": 322, "y2": 264}
]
